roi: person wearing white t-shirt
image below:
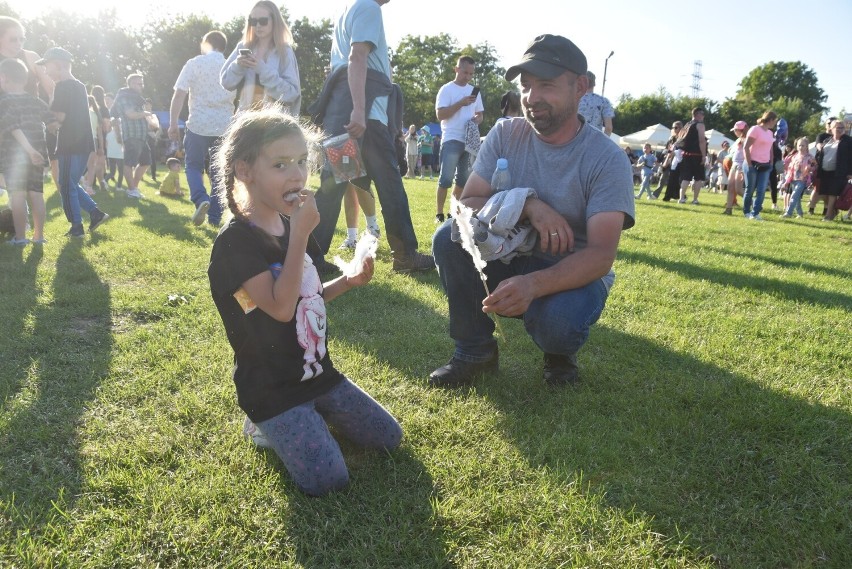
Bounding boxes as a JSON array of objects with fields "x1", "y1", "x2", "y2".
[
  {"x1": 168, "y1": 31, "x2": 235, "y2": 226},
  {"x1": 434, "y1": 55, "x2": 484, "y2": 223}
]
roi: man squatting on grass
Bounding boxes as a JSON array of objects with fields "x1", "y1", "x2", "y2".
[{"x1": 429, "y1": 34, "x2": 635, "y2": 388}]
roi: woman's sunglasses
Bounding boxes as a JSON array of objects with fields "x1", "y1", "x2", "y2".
[{"x1": 248, "y1": 17, "x2": 270, "y2": 27}]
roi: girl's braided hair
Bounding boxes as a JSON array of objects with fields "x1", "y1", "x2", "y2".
[{"x1": 215, "y1": 106, "x2": 323, "y2": 243}]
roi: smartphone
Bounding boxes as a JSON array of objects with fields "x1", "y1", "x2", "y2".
[
  {"x1": 239, "y1": 49, "x2": 252, "y2": 57},
  {"x1": 470, "y1": 86, "x2": 480, "y2": 98}
]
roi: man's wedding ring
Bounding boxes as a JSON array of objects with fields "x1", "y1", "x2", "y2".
[{"x1": 550, "y1": 232, "x2": 558, "y2": 236}]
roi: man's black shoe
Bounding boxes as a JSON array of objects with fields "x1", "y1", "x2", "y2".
[
  {"x1": 543, "y1": 353, "x2": 579, "y2": 387},
  {"x1": 428, "y1": 351, "x2": 498, "y2": 388},
  {"x1": 315, "y1": 258, "x2": 340, "y2": 277}
]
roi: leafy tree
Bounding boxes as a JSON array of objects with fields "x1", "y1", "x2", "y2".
[
  {"x1": 614, "y1": 88, "x2": 717, "y2": 136},
  {"x1": 392, "y1": 34, "x2": 511, "y2": 134},
  {"x1": 139, "y1": 14, "x2": 220, "y2": 109},
  {"x1": 0, "y1": 2, "x2": 19, "y2": 19},
  {"x1": 23, "y1": 9, "x2": 144, "y2": 95},
  {"x1": 718, "y1": 61, "x2": 827, "y2": 140},
  {"x1": 291, "y1": 16, "x2": 332, "y2": 116},
  {"x1": 392, "y1": 34, "x2": 460, "y2": 130},
  {"x1": 736, "y1": 61, "x2": 826, "y2": 117}
]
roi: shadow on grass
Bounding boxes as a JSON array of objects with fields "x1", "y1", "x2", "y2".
[
  {"x1": 620, "y1": 249, "x2": 852, "y2": 309},
  {"x1": 132, "y1": 197, "x2": 213, "y2": 245},
  {"x1": 325, "y1": 274, "x2": 850, "y2": 566},
  {"x1": 276, "y1": 445, "x2": 448, "y2": 568},
  {"x1": 700, "y1": 245, "x2": 852, "y2": 281},
  {"x1": 0, "y1": 241, "x2": 112, "y2": 538},
  {"x1": 479, "y1": 325, "x2": 851, "y2": 568}
]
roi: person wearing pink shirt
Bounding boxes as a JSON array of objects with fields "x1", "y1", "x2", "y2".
[{"x1": 742, "y1": 110, "x2": 778, "y2": 220}]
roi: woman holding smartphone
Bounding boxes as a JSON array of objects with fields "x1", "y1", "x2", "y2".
[{"x1": 220, "y1": 0, "x2": 301, "y2": 115}]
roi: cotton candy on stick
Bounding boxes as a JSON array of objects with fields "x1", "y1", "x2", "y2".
[
  {"x1": 451, "y1": 197, "x2": 506, "y2": 342},
  {"x1": 333, "y1": 232, "x2": 378, "y2": 277}
]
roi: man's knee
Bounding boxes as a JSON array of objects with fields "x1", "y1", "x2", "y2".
[{"x1": 431, "y1": 220, "x2": 456, "y2": 261}]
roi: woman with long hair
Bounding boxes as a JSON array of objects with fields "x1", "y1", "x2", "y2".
[
  {"x1": 742, "y1": 110, "x2": 779, "y2": 220},
  {"x1": 220, "y1": 1, "x2": 301, "y2": 115}
]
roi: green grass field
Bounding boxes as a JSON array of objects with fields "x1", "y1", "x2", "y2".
[{"x1": 1, "y1": 174, "x2": 850, "y2": 568}]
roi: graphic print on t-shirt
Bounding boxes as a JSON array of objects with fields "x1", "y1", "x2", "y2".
[{"x1": 232, "y1": 257, "x2": 327, "y2": 381}]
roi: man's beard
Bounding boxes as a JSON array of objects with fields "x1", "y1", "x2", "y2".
[{"x1": 523, "y1": 102, "x2": 573, "y2": 137}]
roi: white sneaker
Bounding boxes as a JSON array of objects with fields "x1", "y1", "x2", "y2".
[
  {"x1": 242, "y1": 417, "x2": 272, "y2": 448},
  {"x1": 678, "y1": 198, "x2": 687, "y2": 204},
  {"x1": 192, "y1": 201, "x2": 210, "y2": 226},
  {"x1": 691, "y1": 199, "x2": 699, "y2": 205},
  {"x1": 338, "y1": 237, "x2": 357, "y2": 249},
  {"x1": 367, "y1": 225, "x2": 381, "y2": 238},
  {"x1": 752, "y1": 214, "x2": 764, "y2": 221},
  {"x1": 126, "y1": 188, "x2": 143, "y2": 199}
]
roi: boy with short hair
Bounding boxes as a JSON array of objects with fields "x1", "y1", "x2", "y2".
[
  {"x1": 0, "y1": 58, "x2": 56, "y2": 244},
  {"x1": 157, "y1": 157, "x2": 183, "y2": 197},
  {"x1": 37, "y1": 47, "x2": 108, "y2": 237}
]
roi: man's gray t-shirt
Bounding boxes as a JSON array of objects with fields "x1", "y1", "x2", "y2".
[{"x1": 474, "y1": 117, "x2": 635, "y2": 281}]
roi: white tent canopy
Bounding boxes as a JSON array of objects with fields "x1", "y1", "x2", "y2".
[
  {"x1": 620, "y1": 124, "x2": 671, "y2": 150},
  {"x1": 705, "y1": 129, "x2": 736, "y2": 154}
]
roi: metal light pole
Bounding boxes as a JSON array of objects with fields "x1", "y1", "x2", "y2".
[{"x1": 601, "y1": 51, "x2": 614, "y2": 97}]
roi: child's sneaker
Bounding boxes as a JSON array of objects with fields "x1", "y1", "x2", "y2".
[
  {"x1": 7, "y1": 237, "x2": 29, "y2": 246},
  {"x1": 367, "y1": 225, "x2": 381, "y2": 238},
  {"x1": 338, "y1": 237, "x2": 357, "y2": 249},
  {"x1": 678, "y1": 198, "x2": 687, "y2": 204},
  {"x1": 126, "y1": 188, "x2": 143, "y2": 199},
  {"x1": 192, "y1": 201, "x2": 210, "y2": 226},
  {"x1": 242, "y1": 417, "x2": 272, "y2": 448}
]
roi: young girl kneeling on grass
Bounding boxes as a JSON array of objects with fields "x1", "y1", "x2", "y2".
[{"x1": 207, "y1": 108, "x2": 401, "y2": 496}]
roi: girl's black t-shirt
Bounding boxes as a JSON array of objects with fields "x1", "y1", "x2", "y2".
[{"x1": 208, "y1": 217, "x2": 342, "y2": 422}]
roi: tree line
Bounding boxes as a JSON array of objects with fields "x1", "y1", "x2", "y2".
[{"x1": 1, "y1": 3, "x2": 832, "y2": 141}]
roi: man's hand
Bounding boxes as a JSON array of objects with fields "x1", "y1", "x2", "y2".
[
  {"x1": 345, "y1": 108, "x2": 367, "y2": 139},
  {"x1": 167, "y1": 125, "x2": 180, "y2": 141},
  {"x1": 523, "y1": 198, "x2": 574, "y2": 254},
  {"x1": 482, "y1": 274, "x2": 536, "y2": 317}
]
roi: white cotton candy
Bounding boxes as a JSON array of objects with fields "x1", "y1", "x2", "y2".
[
  {"x1": 333, "y1": 232, "x2": 378, "y2": 277},
  {"x1": 451, "y1": 197, "x2": 488, "y2": 279}
]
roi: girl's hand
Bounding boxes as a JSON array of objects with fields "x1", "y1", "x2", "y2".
[
  {"x1": 346, "y1": 256, "x2": 374, "y2": 287},
  {"x1": 289, "y1": 190, "x2": 320, "y2": 237},
  {"x1": 237, "y1": 53, "x2": 257, "y2": 69}
]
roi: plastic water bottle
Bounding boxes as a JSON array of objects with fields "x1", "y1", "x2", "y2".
[{"x1": 491, "y1": 158, "x2": 511, "y2": 192}]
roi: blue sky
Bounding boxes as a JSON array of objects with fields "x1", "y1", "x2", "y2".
[{"x1": 10, "y1": 0, "x2": 851, "y2": 117}]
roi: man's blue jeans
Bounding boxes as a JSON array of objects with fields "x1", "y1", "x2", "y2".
[
  {"x1": 184, "y1": 129, "x2": 223, "y2": 224},
  {"x1": 437, "y1": 139, "x2": 471, "y2": 190},
  {"x1": 432, "y1": 220, "x2": 610, "y2": 362},
  {"x1": 314, "y1": 119, "x2": 419, "y2": 260},
  {"x1": 58, "y1": 153, "x2": 97, "y2": 225},
  {"x1": 743, "y1": 166, "x2": 771, "y2": 216}
]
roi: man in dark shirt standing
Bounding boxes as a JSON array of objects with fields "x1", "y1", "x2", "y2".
[{"x1": 37, "y1": 47, "x2": 107, "y2": 238}]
